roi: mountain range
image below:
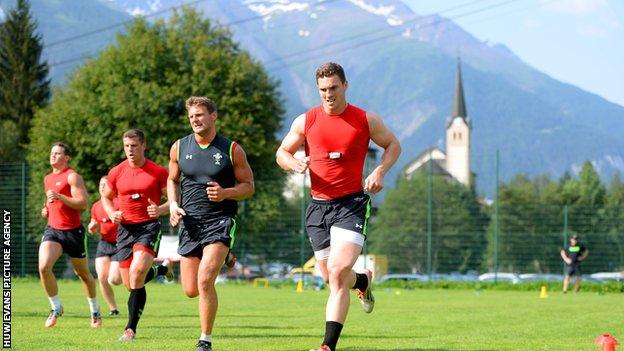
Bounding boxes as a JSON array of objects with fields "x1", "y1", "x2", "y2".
[{"x1": 2, "y1": 0, "x2": 623, "y2": 195}]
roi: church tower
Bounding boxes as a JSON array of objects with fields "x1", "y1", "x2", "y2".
[{"x1": 445, "y1": 59, "x2": 471, "y2": 186}]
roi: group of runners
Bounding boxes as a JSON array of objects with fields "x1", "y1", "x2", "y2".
[{"x1": 37, "y1": 62, "x2": 402, "y2": 351}]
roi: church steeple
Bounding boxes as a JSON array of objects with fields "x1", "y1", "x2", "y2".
[
  {"x1": 445, "y1": 57, "x2": 471, "y2": 187},
  {"x1": 451, "y1": 58, "x2": 467, "y2": 119}
]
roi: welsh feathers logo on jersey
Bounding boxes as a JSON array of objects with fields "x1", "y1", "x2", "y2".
[{"x1": 213, "y1": 153, "x2": 223, "y2": 165}]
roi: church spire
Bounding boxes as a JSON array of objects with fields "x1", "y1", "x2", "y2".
[{"x1": 451, "y1": 58, "x2": 467, "y2": 118}]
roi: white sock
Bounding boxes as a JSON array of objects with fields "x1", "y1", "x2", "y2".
[
  {"x1": 200, "y1": 333, "x2": 212, "y2": 342},
  {"x1": 48, "y1": 295, "x2": 61, "y2": 311},
  {"x1": 87, "y1": 297, "x2": 100, "y2": 314}
]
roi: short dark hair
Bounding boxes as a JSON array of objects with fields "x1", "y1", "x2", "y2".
[
  {"x1": 122, "y1": 129, "x2": 145, "y2": 144},
  {"x1": 571, "y1": 235, "x2": 579, "y2": 241},
  {"x1": 186, "y1": 96, "x2": 217, "y2": 114},
  {"x1": 315, "y1": 62, "x2": 346, "y2": 83},
  {"x1": 52, "y1": 142, "x2": 72, "y2": 157}
]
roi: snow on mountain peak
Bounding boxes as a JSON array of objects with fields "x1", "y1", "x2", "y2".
[
  {"x1": 347, "y1": 0, "x2": 403, "y2": 26},
  {"x1": 244, "y1": 0, "x2": 309, "y2": 17}
]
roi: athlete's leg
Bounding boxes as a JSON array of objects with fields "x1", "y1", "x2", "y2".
[
  {"x1": 325, "y1": 240, "x2": 360, "y2": 323},
  {"x1": 197, "y1": 243, "x2": 229, "y2": 336},
  {"x1": 71, "y1": 256, "x2": 102, "y2": 327},
  {"x1": 180, "y1": 256, "x2": 201, "y2": 297},
  {"x1": 314, "y1": 247, "x2": 330, "y2": 284},
  {"x1": 562, "y1": 274, "x2": 570, "y2": 292},
  {"x1": 96, "y1": 256, "x2": 117, "y2": 311},
  {"x1": 38, "y1": 241, "x2": 63, "y2": 298},
  {"x1": 108, "y1": 260, "x2": 122, "y2": 286},
  {"x1": 70, "y1": 257, "x2": 97, "y2": 297},
  {"x1": 573, "y1": 273, "x2": 581, "y2": 292},
  {"x1": 122, "y1": 249, "x2": 154, "y2": 335}
]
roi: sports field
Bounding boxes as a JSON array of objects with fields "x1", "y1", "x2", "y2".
[{"x1": 10, "y1": 278, "x2": 623, "y2": 350}]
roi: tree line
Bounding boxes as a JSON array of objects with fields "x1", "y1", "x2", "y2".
[{"x1": 371, "y1": 162, "x2": 624, "y2": 274}]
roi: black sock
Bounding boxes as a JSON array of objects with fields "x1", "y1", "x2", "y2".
[
  {"x1": 322, "y1": 321, "x2": 343, "y2": 351},
  {"x1": 352, "y1": 273, "x2": 368, "y2": 291},
  {"x1": 156, "y1": 265, "x2": 168, "y2": 276},
  {"x1": 143, "y1": 265, "x2": 157, "y2": 284},
  {"x1": 126, "y1": 287, "x2": 146, "y2": 332}
]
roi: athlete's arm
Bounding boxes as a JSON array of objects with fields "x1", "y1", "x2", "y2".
[
  {"x1": 206, "y1": 144, "x2": 255, "y2": 202},
  {"x1": 167, "y1": 140, "x2": 185, "y2": 226},
  {"x1": 579, "y1": 249, "x2": 589, "y2": 261},
  {"x1": 276, "y1": 114, "x2": 309, "y2": 173},
  {"x1": 48, "y1": 172, "x2": 88, "y2": 211},
  {"x1": 101, "y1": 177, "x2": 122, "y2": 223},
  {"x1": 364, "y1": 112, "x2": 401, "y2": 193},
  {"x1": 560, "y1": 250, "x2": 571, "y2": 264}
]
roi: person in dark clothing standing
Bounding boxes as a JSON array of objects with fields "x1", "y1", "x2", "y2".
[{"x1": 560, "y1": 235, "x2": 589, "y2": 293}]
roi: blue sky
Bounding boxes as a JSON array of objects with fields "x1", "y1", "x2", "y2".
[{"x1": 404, "y1": 0, "x2": 624, "y2": 107}]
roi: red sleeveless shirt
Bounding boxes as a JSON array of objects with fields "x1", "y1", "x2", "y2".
[
  {"x1": 304, "y1": 104, "x2": 370, "y2": 200},
  {"x1": 44, "y1": 168, "x2": 82, "y2": 230}
]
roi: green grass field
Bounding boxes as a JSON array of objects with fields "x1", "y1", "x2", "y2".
[{"x1": 10, "y1": 278, "x2": 623, "y2": 350}]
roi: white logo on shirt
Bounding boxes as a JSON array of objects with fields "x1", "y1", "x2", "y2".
[
  {"x1": 213, "y1": 153, "x2": 223, "y2": 165},
  {"x1": 185, "y1": 154, "x2": 193, "y2": 160},
  {"x1": 55, "y1": 181, "x2": 61, "y2": 186}
]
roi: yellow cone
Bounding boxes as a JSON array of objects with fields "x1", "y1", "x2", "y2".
[
  {"x1": 539, "y1": 285, "x2": 548, "y2": 299},
  {"x1": 296, "y1": 280, "x2": 304, "y2": 293}
]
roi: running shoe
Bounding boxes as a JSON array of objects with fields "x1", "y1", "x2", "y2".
[
  {"x1": 91, "y1": 311, "x2": 102, "y2": 328},
  {"x1": 196, "y1": 340, "x2": 212, "y2": 351},
  {"x1": 355, "y1": 269, "x2": 375, "y2": 313},
  {"x1": 119, "y1": 328, "x2": 136, "y2": 341},
  {"x1": 309, "y1": 345, "x2": 331, "y2": 351},
  {"x1": 44, "y1": 306, "x2": 63, "y2": 328}
]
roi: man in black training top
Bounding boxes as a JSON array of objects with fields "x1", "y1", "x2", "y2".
[
  {"x1": 168, "y1": 96, "x2": 255, "y2": 351},
  {"x1": 560, "y1": 235, "x2": 588, "y2": 293}
]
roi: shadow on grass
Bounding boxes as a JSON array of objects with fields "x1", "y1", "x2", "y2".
[{"x1": 340, "y1": 348, "x2": 495, "y2": 351}]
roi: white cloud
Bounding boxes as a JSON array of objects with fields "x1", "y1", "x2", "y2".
[
  {"x1": 578, "y1": 25, "x2": 609, "y2": 38},
  {"x1": 0, "y1": 7, "x2": 5, "y2": 22},
  {"x1": 541, "y1": 0, "x2": 606, "y2": 14},
  {"x1": 524, "y1": 18, "x2": 541, "y2": 29},
  {"x1": 128, "y1": 7, "x2": 148, "y2": 16}
]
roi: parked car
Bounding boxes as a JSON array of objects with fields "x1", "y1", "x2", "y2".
[
  {"x1": 519, "y1": 273, "x2": 563, "y2": 282},
  {"x1": 478, "y1": 272, "x2": 521, "y2": 284},
  {"x1": 378, "y1": 273, "x2": 429, "y2": 283},
  {"x1": 590, "y1": 272, "x2": 624, "y2": 282}
]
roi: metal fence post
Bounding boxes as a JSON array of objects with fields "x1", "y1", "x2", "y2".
[
  {"x1": 562, "y1": 205, "x2": 568, "y2": 275},
  {"x1": 21, "y1": 161, "x2": 26, "y2": 277},
  {"x1": 427, "y1": 153, "x2": 432, "y2": 280},
  {"x1": 494, "y1": 149, "x2": 500, "y2": 282}
]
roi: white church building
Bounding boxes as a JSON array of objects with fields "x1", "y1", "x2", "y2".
[{"x1": 403, "y1": 60, "x2": 472, "y2": 187}]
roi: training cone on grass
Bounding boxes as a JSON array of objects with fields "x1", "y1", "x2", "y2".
[
  {"x1": 539, "y1": 285, "x2": 548, "y2": 299},
  {"x1": 595, "y1": 333, "x2": 618, "y2": 351},
  {"x1": 296, "y1": 280, "x2": 304, "y2": 293}
]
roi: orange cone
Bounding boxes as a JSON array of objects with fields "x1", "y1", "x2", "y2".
[{"x1": 595, "y1": 333, "x2": 618, "y2": 351}]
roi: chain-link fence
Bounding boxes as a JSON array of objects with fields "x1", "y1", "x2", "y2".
[{"x1": 2, "y1": 161, "x2": 623, "y2": 279}]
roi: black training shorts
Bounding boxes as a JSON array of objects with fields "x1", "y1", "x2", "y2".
[
  {"x1": 95, "y1": 240, "x2": 117, "y2": 258},
  {"x1": 113, "y1": 220, "x2": 161, "y2": 262},
  {"x1": 178, "y1": 216, "x2": 236, "y2": 258},
  {"x1": 42, "y1": 225, "x2": 87, "y2": 258},
  {"x1": 305, "y1": 192, "x2": 371, "y2": 252}
]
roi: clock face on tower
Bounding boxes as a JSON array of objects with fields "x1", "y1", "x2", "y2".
[{"x1": 453, "y1": 117, "x2": 463, "y2": 126}]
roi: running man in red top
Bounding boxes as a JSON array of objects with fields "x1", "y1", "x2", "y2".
[
  {"x1": 88, "y1": 176, "x2": 122, "y2": 316},
  {"x1": 101, "y1": 129, "x2": 170, "y2": 341},
  {"x1": 39, "y1": 142, "x2": 102, "y2": 328},
  {"x1": 277, "y1": 62, "x2": 401, "y2": 351}
]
